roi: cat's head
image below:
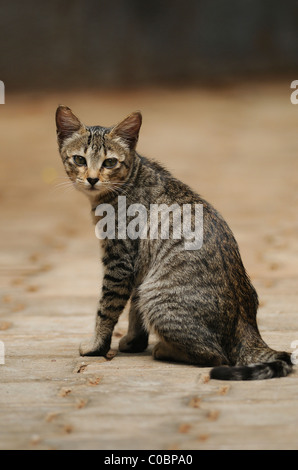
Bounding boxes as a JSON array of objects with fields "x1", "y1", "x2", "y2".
[{"x1": 55, "y1": 105, "x2": 142, "y2": 197}]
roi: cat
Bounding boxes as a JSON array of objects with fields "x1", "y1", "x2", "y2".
[{"x1": 55, "y1": 105, "x2": 293, "y2": 380}]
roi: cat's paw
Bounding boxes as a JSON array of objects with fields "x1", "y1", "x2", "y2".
[
  {"x1": 152, "y1": 341, "x2": 167, "y2": 360},
  {"x1": 79, "y1": 339, "x2": 110, "y2": 357},
  {"x1": 119, "y1": 334, "x2": 148, "y2": 353}
]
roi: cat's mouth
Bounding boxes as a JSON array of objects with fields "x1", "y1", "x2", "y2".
[{"x1": 84, "y1": 183, "x2": 101, "y2": 192}]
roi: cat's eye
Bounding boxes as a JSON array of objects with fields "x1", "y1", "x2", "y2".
[
  {"x1": 73, "y1": 155, "x2": 87, "y2": 166},
  {"x1": 102, "y1": 158, "x2": 118, "y2": 169}
]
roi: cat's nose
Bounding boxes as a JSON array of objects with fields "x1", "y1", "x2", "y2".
[{"x1": 87, "y1": 177, "x2": 99, "y2": 186}]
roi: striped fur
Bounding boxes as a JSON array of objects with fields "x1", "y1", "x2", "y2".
[{"x1": 56, "y1": 106, "x2": 293, "y2": 381}]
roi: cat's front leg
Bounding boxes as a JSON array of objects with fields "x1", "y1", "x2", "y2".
[
  {"x1": 79, "y1": 314, "x2": 116, "y2": 357},
  {"x1": 79, "y1": 270, "x2": 133, "y2": 357}
]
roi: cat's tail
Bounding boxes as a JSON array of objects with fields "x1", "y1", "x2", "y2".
[{"x1": 210, "y1": 351, "x2": 293, "y2": 381}]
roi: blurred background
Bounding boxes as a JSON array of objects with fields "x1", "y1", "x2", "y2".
[
  {"x1": 1, "y1": 0, "x2": 298, "y2": 90},
  {"x1": 1, "y1": 0, "x2": 298, "y2": 450}
]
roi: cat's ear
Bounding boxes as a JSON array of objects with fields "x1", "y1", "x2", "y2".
[
  {"x1": 110, "y1": 111, "x2": 142, "y2": 150},
  {"x1": 55, "y1": 105, "x2": 84, "y2": 145}
]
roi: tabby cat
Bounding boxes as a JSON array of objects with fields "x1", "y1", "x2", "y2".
[{"x1": 55, "y1": 105, "x2": 293, "y2": 380}]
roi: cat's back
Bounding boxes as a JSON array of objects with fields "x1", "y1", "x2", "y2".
[{"x1": 136, "y1": 155, "x2": 257, "y2": 314}]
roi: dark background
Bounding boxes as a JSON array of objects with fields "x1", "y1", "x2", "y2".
[{"x1": 1, "y1": 0, "x2": 298, "y2": 91}]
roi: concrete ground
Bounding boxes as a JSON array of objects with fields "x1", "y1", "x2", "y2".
[{"x1": 0, "y1": 82, "x2": 298, "y2": 450}]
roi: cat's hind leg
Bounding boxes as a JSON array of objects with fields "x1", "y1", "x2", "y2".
[
  {"x1": 119, "y1": 294, "x2": 148, "y2": 353},
  {"x1": 152, "y1": 340, "x2": 190, "y2": 363},
  {"x1": 153, "y1": 339, "x2": 227, "y2": 366}
]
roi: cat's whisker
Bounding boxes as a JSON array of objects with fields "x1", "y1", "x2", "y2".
[
  {"x1": 50, "y1": 180, "x2": 76, "y2": 195},
  {"x1": 50, "y1": 185, "x2": 72, "y2": 194},
  {"x1": 63, "y1": 186, "x2": 76, "y2": 195},
  {"x1": 53, "y1": 181, "x2": 74, "y2": 186},
  {"x1": 50, "y1": 176, "x2": 73, "y2": 186}
]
